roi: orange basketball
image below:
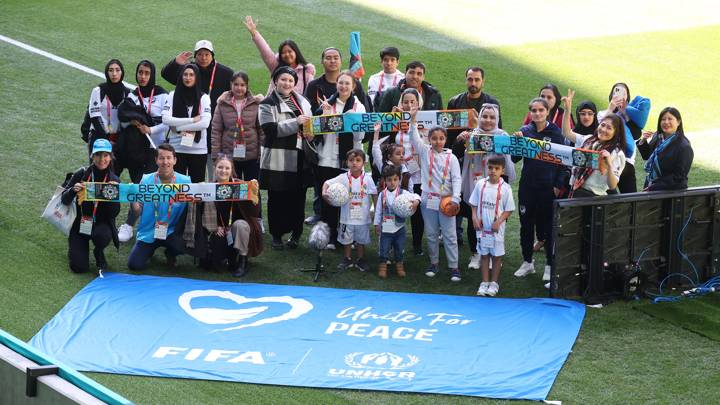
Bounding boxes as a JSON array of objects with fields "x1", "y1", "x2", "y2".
[{"x1": 440, "y1": 196, "x2": 460, "y2": 217}]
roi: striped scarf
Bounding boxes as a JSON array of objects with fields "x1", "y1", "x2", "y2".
[{"x1": 644, "y1": 134, "x2": 676, "y2": 184}]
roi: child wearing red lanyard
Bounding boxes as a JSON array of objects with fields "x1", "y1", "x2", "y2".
[
  {"x1": 322, "y1": 149, "x2": 378, "y2": 272},
  {"x1": 406, "y1": 107, "x2": 463, "y2": 282},
  {"x1": 469, "y1": 156, "x2": 515, "y2": 297},
  {"x1": 373, "y1": 165, "x2": 420, "y2": 279}
]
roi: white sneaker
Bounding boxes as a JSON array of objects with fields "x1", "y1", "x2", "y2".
[
  {"x1": 544, "y1": 282, "x2": 551, "y2": 289},
  {"x1": 117, "y1": 224, "x2": 133, "y2": 242},
  {"x1": 514, "y1": 261, "x2": 535, "y2": 277},
  {"x1": 486, "y1": 282, "x2": 499, "y2": 296},
  {"x1": 476, "y1": 282, "x2": 489, "y2": 296},
  {"x1": 324, "y1": 243, "x2": 336, "y2": 250},
  {"x1": 468, "y1": 253, "x2": 481, "y2": 270},
  {"x1": 543, "y1": 265, "x2": 551, "y2": 281},
  {"x1": 257, "y1": 218, "x2": 265, "y2": 234}
]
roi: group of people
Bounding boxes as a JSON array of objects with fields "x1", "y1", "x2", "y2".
[{"x1": 62, "y1": 17, "x2": 695, "y2": 296}]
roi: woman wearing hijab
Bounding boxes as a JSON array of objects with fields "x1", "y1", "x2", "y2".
[
  {"x1": 162, "y1": 64, "x2": 212, "y2": 182},
  {"x1": 61, "y1": 139, "x2": 121, "y2": 273},
  {"x1": 244, "y1": 16, "x2": 316, "y2": 95},
  {"x1": 116, "y1": 60, "x2": 170, "y2": 243},
  {"x1": 638, "y1": 107, "x2": 693, "y2": 191},
  {"x1": 87, "y1": 59, "x2": 131, "y2": 155},
  {"x1": 258, "y1": 66, "x2": 313, "y2": 250},
  {"x1": 574, "y1": 100, "x2": 599, "y2": 135},
  {"x1": 184, "y1": 156, "x2": 263, "y2": 277},
  {"x1": 453, "y1": 103, "x2": 515, "y2": 269}
]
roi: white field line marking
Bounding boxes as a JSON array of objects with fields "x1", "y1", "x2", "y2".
[
  {"x1": 0, "y1": 33, "x2": 135, "y2": 89},
  {"x1": 292, "y1": 348, "x2": 313, "y2": 375}
]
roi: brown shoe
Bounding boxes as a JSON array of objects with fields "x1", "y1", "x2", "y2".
[
  {"x1": 378, "y1": 262, "x2": 388, "y2": 279},
  {"x1": 396, "y1": 262, "x2": 406, "y2": 278}
]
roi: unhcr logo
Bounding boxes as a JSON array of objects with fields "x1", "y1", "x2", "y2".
[{"x1": 328, "y1": 352, "x2": 419, "y2": 381}]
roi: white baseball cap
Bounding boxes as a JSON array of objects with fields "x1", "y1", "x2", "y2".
[{"x1": 194, "y1": 40, "x2": 214, "y2": 54}]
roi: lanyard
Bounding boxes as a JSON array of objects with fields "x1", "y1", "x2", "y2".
[
  {"x1": 217, "y1": 201, "x2": 233, "y2": 228},
  {"x1": 427, "y1": 149, "x2": 451, "y2": 190},
  {"x1": 288, "y1": 94, "x2": 303, "y2": 114},
  {"x1": 153, "y1": 173, "x2": 176, "y2": 223},
  {"x1": 82, "y1": 171, "x2": 108, "y2": 220},
  {"x1": 208, "y1": 63, "x2": 218, "y2": 93},
  {"x1": 398, "y1": 131, "x2": 416, "y2": 158},
  {"x1": 480, "y1": 178, "x2": 503, "y2": 221},
  {"x1": 348, "y1": 172, "x2": 365, "y2": 199},
  {"x1": 382, "y1": 187, "x2": 400, "y2": 214},
  {"x1": 231, "y1": 96, "x2": 246, "y2": 139},
  {"x1": 105, "y1": 97, "x2": 113, "y2": 131},
  {"x1": 377, "y1": 72, "x2": 398, "y2": 94},
  {"x1": 137, "y1": 87, "x2": 155, "y2": 115}
]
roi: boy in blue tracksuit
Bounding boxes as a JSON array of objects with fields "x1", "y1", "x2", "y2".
[{"x1": 512, "y1": 97, "x2": 570, "y2": 284}]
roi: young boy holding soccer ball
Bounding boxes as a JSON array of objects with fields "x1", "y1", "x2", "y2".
[
  {"x1": 469, "y1": 156, "x2": 515, "y2": 296},
  {"x1": 323, "y1": 149, "x2": 378, "y2": 272},
  {"x1": 373, "y1": 165, "x2": 420, "y2": 278}
]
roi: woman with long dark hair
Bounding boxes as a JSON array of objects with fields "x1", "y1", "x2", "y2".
[
  {"x1": 62, "y1": 139, "x2": 120, "y2": 273},
  {"x1": 561, "y1": 89, "x2": 626, "y2": 197},
  {"x1": 244, "y1": 16, "x2": 315, "y2": 95},
  {"x1": 522, "y1": 83, "x2": 574, "y2": 129},
  {"x1": 638, "y1": 107, "x2": 693, "y2": 191},
  {"x1": 162, "y1": 64, "x2": 212, "y2": 182}
]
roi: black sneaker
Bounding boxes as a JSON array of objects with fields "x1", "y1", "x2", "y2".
[
  {"x1": 272, "y1": 237, "x2": 284, "y2": 250},
  {"x1": 414, "y1": 246, "x2": 424, "y2": 256},
  {"x1": 337, "y1": 257, "x2": 353, "y2": 271},
  {"x1": 286, "y1": 238, "x2": 299, "y2": 249},
  {"x1": 355, "y1": 258, "x2": 369, "y2": 272}
]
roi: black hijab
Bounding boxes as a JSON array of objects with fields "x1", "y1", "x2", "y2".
[
  {"x1": 99, "y1": 59, "x2": 128, "y2": 106},
  {"x1": 133, "y1": 60, "x2": 167, "y2": 102},
  {"x1": 172, "y1": 64, "x2": 202, "y2": 118},
  {"x1": 575, "y1": 100, "x2": 599, "y2": 135}
]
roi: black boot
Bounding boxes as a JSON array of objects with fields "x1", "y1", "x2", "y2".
[{"x1": 232, "y1": 255, "x2": 248, "y2": 277}]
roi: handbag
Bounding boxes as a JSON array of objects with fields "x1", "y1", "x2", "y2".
[
  {"x1": 302, "y1": 137, "x2": 320, "y2": 166},
  {"x1": 41, "y1": 186, "x2": 77, "y2": 236}
]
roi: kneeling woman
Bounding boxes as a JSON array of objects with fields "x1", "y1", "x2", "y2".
[
  {"x1": 62, "y1": 139, "x2": 121, "y2": 273},
  {"x1": 561, "y1": 89, "x2": 626, "y2": 197},
  {"x1": 184, "y1": 156, "x2": 263, "y2": 277}
]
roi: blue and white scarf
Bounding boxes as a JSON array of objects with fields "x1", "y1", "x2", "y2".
[{"x1": 644, "y1": 133, "x2": 676, "y2": 184}]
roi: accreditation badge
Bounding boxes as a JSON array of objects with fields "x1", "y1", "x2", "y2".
[
  {"x1": 382, "y1": 216, "x2": 400, "y2": 233},
  {"x1": 154, "y1": 221, "x2": 168, "y2": 240},
  {"x1": 349, "y1": 201, "x2": 363, "y2": 221},
  {"x1": 79, "y1": 216, "x2": 93, "y2": 236},
  {"x1": 233, "y1": 141, "x2": 246, "y2": 159},
  {"x1": 180, "y1": 131, "x2": 195, "y2": 147},
  {"x1": 226, "y1": 228, "x2": 234, "y2": 246},
  {"x1": 426, "y1": 193, "x2": 440, "y2": 211},
  {"x1": 480, "y1": 230, "x2": 495, "y2": 249}
]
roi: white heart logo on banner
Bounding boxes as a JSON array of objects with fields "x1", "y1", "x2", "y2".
[{"x1": 178, "y1": 290, "x2": 314, "y2": 332}]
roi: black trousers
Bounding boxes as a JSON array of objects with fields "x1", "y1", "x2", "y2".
[
  {"x1": 458, "y1": 199, "x2": 478, "y2": 254},
  {"x1": 315, "y1": 166, "x2": 344, "y2": 244},
  {"x1": 67, "y1": 221, "x2": 113, "y2": 273},
  {"x1": 176, "y1": 153, "x2": 207, "y2": 183},
  {"x1": 617, "y1": 162, "x2": 637, "y2": 194},
  {"x1": 127, "y1": 232, "x2": 185, "y2": 271},
  {"x1": 267, "y1": 189, "x2": 305, "y2": 240},
  {"x1": 518, "y1": 183, "x2": 555, "y2": 265},
  {"x1": 411, "y1": 184, "x2": 424, "y2": 250}
]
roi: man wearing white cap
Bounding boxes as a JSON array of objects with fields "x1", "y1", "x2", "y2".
[{"x1": 161, "y1": 40, "x2": 234, "y2": 179}]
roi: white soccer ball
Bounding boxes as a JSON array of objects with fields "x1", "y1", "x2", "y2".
[
  {"x1": 326, "y1": 182, "x2": 350, "y2": 207},
  {"x1": 392, "y1": 193, "x2": 419, "y2": 218}
]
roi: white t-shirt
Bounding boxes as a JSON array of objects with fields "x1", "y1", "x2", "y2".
[
  {"x1": 162, "y1": 92, "x2": 212, "y2": 154},
  {"x1": 326, "y1": 172, "x2": 377, "y2": 225},
  {"x1": 367, "y1": 70, "x2": 405, "y2": 103},
  {"x1": 468, "y1": 178, "x2": 515, "y2": 242},
  {"x1": 572, "y1": 134, "x2": 626, "y2": 196},
  {"x1": 372, "y1": 187, "x2": 419, "y2": 227}
]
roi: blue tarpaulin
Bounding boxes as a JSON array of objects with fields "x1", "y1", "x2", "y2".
[{"x1": 30, "y1": 273, "x2": 584, "y2": 400}]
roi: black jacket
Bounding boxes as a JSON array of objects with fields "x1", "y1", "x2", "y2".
[
  {"x1": 515, "y1": 121, "x2": 571, "y2": 190},
  {"x1": 638, "y1": 134, "x2": 693, "y2": 190},
  {"x1": 116, "y1": 98, "x2": 155, "y2": 165},
  {"x1": 161, "y1": 59, "x2": 233, "y2": 114},
  {"x1": 377, "y1": 78, "x2": 443, "y2": 113},
  {"x1": 61, "y1": 166, "x2": 121, "y2": 248}
]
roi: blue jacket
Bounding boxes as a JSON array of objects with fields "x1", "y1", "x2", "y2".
[
  {"x1": 622, "y1": 96, "x2": 651, "y2": 158},
  {"x1": 514, "y1": 121, "x2": 571, "y2": 190}
]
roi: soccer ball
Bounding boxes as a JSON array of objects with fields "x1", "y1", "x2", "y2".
[
  {"x1": 392, "y1": 193, "x2": 420, "y2": 218},
  {"x1": 326, "y1": 182, "x2": 350, "y2": 207}
]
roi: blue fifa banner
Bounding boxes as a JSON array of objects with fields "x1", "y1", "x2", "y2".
[{"x1": 30, "y1": 273, "x2": 585, "y2": 401}]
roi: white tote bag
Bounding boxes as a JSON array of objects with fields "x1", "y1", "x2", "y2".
[{"x1": 41, "y1": 186, "x2": 77, "y2": 236}]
